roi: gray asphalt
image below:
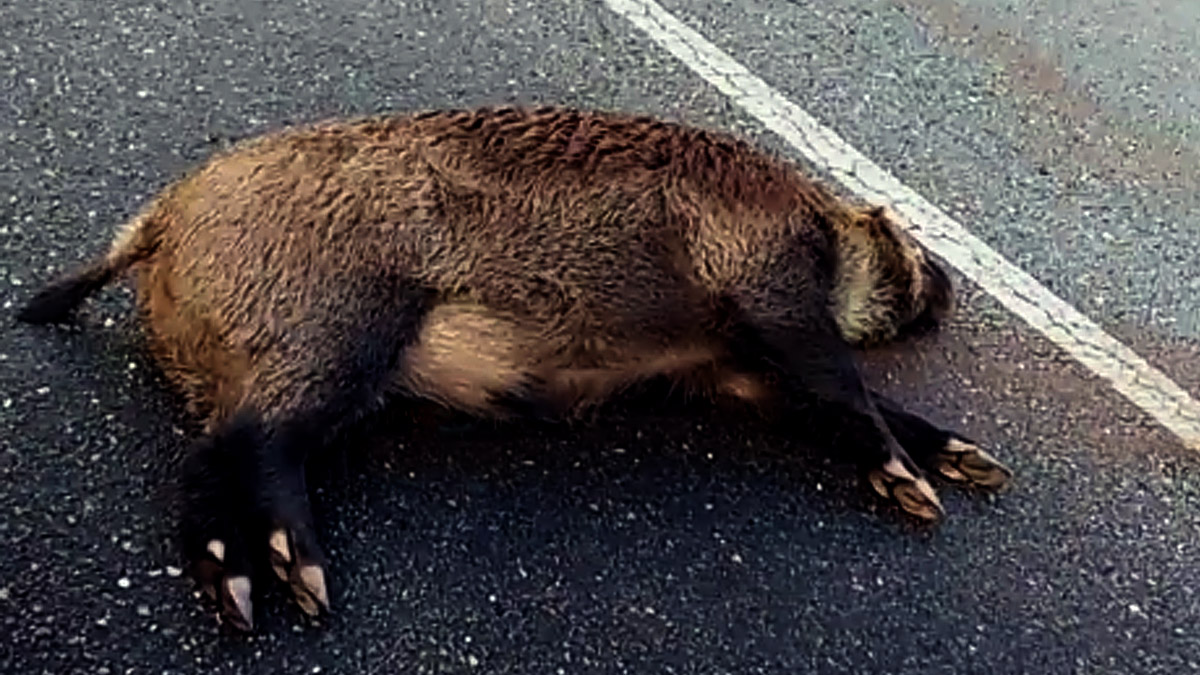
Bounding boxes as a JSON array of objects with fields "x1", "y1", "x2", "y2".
[{"x1": 3, "y1": 0, "x2": 1199, "y2": 673}]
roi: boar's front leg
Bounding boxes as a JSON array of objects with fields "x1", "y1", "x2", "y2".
[
  {"x1": 181, "y1": 274, "x2": 432, "y2": 632},
  {"x1": 870, "y1": 391, "x2": 1012, "y2": 491},
  {"x1": 724, "y1": 243, "x2": 943, "y2": 520}
]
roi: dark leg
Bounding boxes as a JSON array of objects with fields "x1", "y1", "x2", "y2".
[
  {"x1": 724, "y1": 247, "x2": 943, "y2": 520},
  {"x1": 182, "y1": 408, "x2": 335, "y2": 631},
  {"x1": 256, "y1": 417, "x2": 332, "y2": 618},
  {"x1": 871, "y1": 391, "x2": 1012, "y2": 490},
  {"x1": 180, "y1": 411, "x2": 262, "y2": 632},
  {"x1": 180, "y1": 274, "x2": 432, "y2": 631}
]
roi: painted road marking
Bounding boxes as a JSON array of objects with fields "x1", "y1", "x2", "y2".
[{"x1": 605, "y1": 0, "x2": 1200, "y2": 450}]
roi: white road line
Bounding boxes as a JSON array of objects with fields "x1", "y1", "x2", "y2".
[{"x1": 605, "y1": 0, "x2": 1200, "y2": 450}]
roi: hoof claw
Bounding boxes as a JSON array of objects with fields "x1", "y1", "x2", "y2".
[
  {"x1": 870, "y1": 457, "x2": 944, "y2": 521},
  {"x1": 221, "y1": 576, "x2": 254, "y2": 633},
  {"x1": 267, "y1": 529, "x2": 330, "y2": 617},
  {"x1": 935, "y1": 439, "x2": 1012, "y2": 490},
  {"x1": 268, "y1": 529, "x2": 292, "y2": 582},
  {"x1": 292, "y1": 564, "x2": 330, "y2": 617},
  {"x1": 205, "y1": 539, "x2": 226, "y2": 563}
]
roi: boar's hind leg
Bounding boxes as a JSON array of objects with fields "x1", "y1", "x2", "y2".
[
  {"x1": 180, "y1": 410, "x2": 263, "y2": 632},
  {"x1": 871, "y1": 391, "x2": 1012, "y2": 491},
  {"x1": 727, "y1": 252, "x2": 943, "y2": 520},
  {"x1": 182, "y1": 404, "x2": 338, "y2": 631},
  {"x1": 181, "y1": 275, "x2": 432, "y2": 632}
]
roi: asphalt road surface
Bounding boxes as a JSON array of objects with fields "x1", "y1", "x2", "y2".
[{"x1": 4, "y1": 0, "x2": 1200, "y2": 673}]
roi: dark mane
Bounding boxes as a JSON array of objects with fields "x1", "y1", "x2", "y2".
[{"x1": 394, "y1": 106, "x2": 839, "y2": 216}]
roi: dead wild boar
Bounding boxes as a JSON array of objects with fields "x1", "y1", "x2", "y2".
[{"x1": 18, "y1": 105, "x2": 1012, "y2": 632}]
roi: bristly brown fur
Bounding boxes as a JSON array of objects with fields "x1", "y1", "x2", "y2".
[
  {"x1": 18, "y1": 105, "x2": 979, "y2": 633},
  {"x1": 21, "y1": 105, "x2": 943, "y2": 424}
]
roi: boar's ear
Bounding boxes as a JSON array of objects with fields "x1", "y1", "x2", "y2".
[{"x1": 848, "y1": 206, "x2": 890, "y2": 233}]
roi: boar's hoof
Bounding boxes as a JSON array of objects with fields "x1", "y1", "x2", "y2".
[
  {"x1": 292, "y1": 565, "x2": 330, "y2": 617},
  {"x1": 220, "y1": 575, "x2": 254, "y2": 633},
  {"x1": 934, "y1": 438, "x2": 1013, "y2": 491},
  {"x1": 267, "y1": 527, "x2": 330, "y2": 618},
  {"x1": 869, "y1": 457, "x2": 944, "y2": 521},
  {"x1": 188, "y1": 538, "x2": 255, "y2": 632}
]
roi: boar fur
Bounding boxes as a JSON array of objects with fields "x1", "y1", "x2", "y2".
[{"x1": 18, "y1": 105, "x2": 1012, "y2": 632}]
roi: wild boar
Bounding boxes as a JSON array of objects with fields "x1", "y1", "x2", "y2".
[{"x1": 18, "y1": 105, "x2": 1011, "y2": 631}]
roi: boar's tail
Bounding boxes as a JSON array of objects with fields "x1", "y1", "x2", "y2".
[{"x1": 17, "y1": 204, "x2": 164, "y2": 325}]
